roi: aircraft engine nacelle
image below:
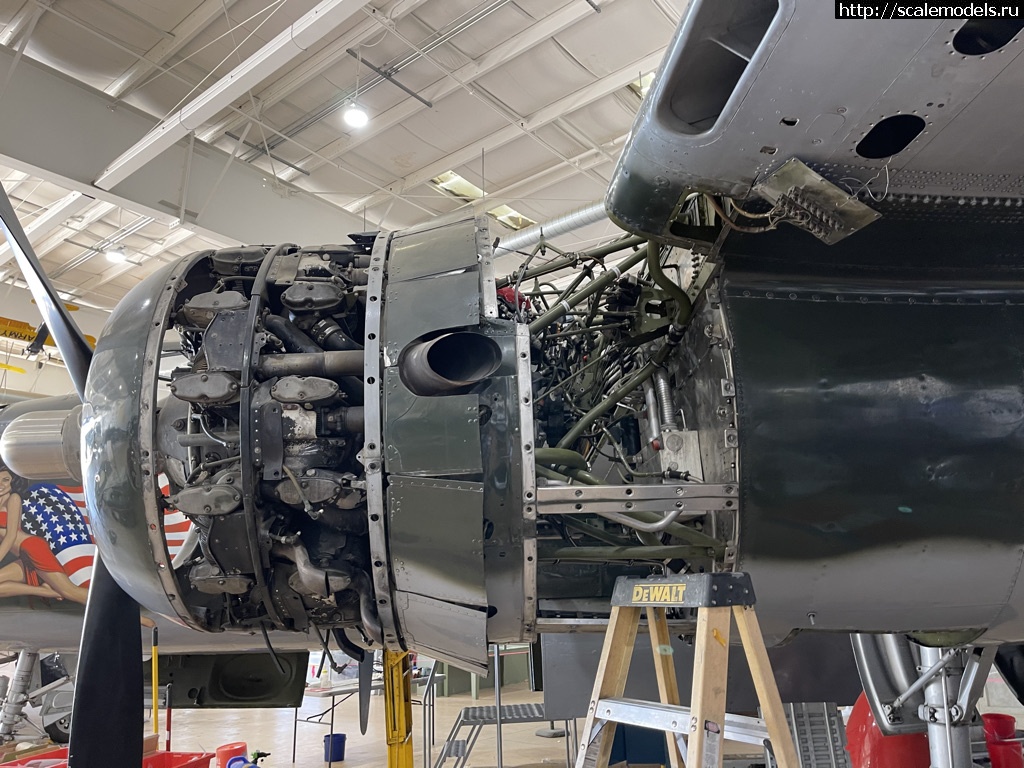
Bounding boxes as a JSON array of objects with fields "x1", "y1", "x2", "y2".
[{"x1": 79, "y1": 217, "x2": 535, "y2": 672}]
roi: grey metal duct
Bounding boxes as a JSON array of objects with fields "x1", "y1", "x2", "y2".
[{"x1": 494, "y1": 201, "x2": 608, "y2": 255}]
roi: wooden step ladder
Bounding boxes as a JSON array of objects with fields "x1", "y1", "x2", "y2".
[{"x1": 574, "y1": 572, "x2": 801, "y2": 768}]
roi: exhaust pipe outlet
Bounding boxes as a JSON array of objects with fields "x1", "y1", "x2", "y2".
[{"x1": 398, "y1": 332, "x2": 502, "y2": 396}]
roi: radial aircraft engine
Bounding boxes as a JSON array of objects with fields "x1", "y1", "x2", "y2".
[{"x1": 6, "y1": 5, "x2": 1024, "y2": 768}]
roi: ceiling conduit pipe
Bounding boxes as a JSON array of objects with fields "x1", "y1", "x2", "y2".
[{"x1": 494, "y1": 201, "x2": 608, "y2": 255}]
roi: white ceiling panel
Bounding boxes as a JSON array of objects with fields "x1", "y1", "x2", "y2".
[
  {"x1": 473, "y1": 37, "x2": 595, "y2": 117},
  {"x1": 554, "y1": 0, "x2": 670, "y2": 77}
]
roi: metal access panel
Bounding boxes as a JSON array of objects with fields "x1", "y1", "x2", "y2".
[
  {"x1": 607, "y1": 0, "x2": 1024, "y2": 244},
  {"x1": 394, "y1": 591, "x2": 489, "y2": 672},
  {"x1": 157, "y1": 652, "x2": 309, "y2": 708},
  {"x1": 383, "y1": 370, "x2": 482, "y2": 475},
  {"x1": 387, "y1": 217, "x2": 480, "y2": 282},
  {"x1": 388, "y1": 476, "x2": 486, "y2": 607},
  {"x1": 382, "y1": 270, "x2": 481, "y2": 359}
]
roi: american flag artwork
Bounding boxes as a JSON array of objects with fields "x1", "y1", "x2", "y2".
[
  {"x1": 20, "y1": 484, "x2": 95, "y2": 588},
  {"x1": 17, "y1": 473, "x2": 193, "y2": 589}
]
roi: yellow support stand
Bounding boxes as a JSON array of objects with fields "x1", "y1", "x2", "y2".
[
  {"x1": 575, "y1": 573, "x2": 801, "y2": 768},
  {"x1": 151, "y1": 627, "x2": 160, "y2": 735},
  {"x1": 384, "y1": 650, "x2": 415, "y2": 768}
]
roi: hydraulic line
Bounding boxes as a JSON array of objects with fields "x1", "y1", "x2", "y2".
[
  {"x1": 555, "y1": 326, "x2": 682, "y2": 450},
  {"x1": 647, "y1": 243, "x2": 693, "y2": 326},
  {"x1": 654, "y1": 370, "x2": 677, "y2": 430},
  {"x1": 534, "y1": 448, "x2": 590, "y2": 470},
  {"x1": 529, "y1": 245, "x2": 650, "y2": 334},
  {"x1": 496, "y1": 235, "x2": 644, "y2": 288},
  {"x1": 642, "y1": 379, "x2": 662, "y2": 445}
]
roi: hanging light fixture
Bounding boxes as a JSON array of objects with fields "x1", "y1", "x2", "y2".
[
  {"x1": 105, "y1": 246, "x2": 127, "y2": 263},
  {"x1": 343, "y1": 104, "x2": 368, "y2": 128},
  {"x1": 344, "y1": 49, "x2": 369, "y2": 128}
]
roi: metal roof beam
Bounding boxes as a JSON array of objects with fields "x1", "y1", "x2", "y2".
[
  {"x1": 33, "y1": 201, "x2": 118, "y2": 259},
  {"x1": 199, "y1": 0, "x2": 429, "y2": 145},
  {"x1": 0, "y1": 46, "x2": 365, "y2": 246},
  {"x1": 281, "y1": 0, "x2": 617, "y2": 182},
  {"x1": 344, "y1": 50, "x2": 664, "y2": 213},
  {"x1": 0, "y1": 191, "x2": 93, "y2": 268},
  {"x1": 0, "y1": 0, "x2": 49, "y2": 47},
  {"x1": 75, "y1": 227, "x2": 199, "y2": 294},
  {"x1": 105, "y1": 0, "x2": 241, "y2": 99},
  {"x1": 94, "y1": 0, "x2": 374, "y2": 191}
]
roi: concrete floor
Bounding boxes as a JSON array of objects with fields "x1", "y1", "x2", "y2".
[{"x1": 160, "y1": 682, "x2": 573, "y2": 768}]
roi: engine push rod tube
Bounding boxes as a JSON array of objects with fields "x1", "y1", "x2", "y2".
[{"x1": 256, "y1": 350, "x2": 364, "y2": 379}]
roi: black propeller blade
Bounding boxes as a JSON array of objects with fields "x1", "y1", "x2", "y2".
[
  {"x1": 0, "y1": 185, "x2": 144, "y2": 768},
  {"x1": 67, "y1": 558, "x2": 143, "y2": 768},
  {"x1": 0, "y1": 187, "x2": 92, "y2": 398},
  {"x1": 358, "y1": 654, "x2": 374, "y2": 735}
]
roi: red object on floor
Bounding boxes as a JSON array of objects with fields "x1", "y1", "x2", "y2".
[
  {"x1": 0, "y1": 748, "x2": 213, "y2": 768},
  {"x1": 983, "y1": 713, "x2": 1023, "y2": 768},
  {"x1": 214, "y1": 743, "x2": 247, "y2": 768},
  {"x1": 846, "y1": 691, "x2": 929, "y2": 768},
  {"x1": 985, "y1": 713, "x2": 1018, "y2": 741},
  {"x1": 989, "y1": 740, "x2": 1024, "y2": 768}
]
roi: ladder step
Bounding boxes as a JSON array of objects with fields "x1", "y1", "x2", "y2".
[
  {"x1": 446, "y1": 740, "x2": 467, "y2": 757},
  {"x1": 596, "y1": 697, "x2": 771, "y2": 746},
  {"x1": 769, "y1": 702, "x2": 851, "y2": 768}
]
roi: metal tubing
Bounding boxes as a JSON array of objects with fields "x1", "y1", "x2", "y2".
[
  {"x1": 497, "y1": 235, "x2": 645, "y2": 288},
  {"x1": 892, "y1": 648, "x2": 957, "y2": 710},
  {"x1": 334, "y1": 406, "x2": 365, "y2": 433},
  {"x1": 919, "y1": 646, "x2": 972, "y2": 768},
  {"x1": 646, "y1": 243, "x2": 693, "y2": 326},
  {"x1": 497, "y1": 254, "x2": 577, "y2": 289},
  {"x1": 529, "y1": 245, "x2": 650, "y2": 334},
  {"x1": 541, "y1": 545, "x2": 705, "y2": 560},
  {"x1": 264, "y1": 314, "x2": 321, "y2": 353},
  {"x1": 311, "y1": 317, "x2": 363, "y2": 351},
  {"x1": 654, "y1": 370, "x2": 677, "y2": 430},
  {"x1": 494, "y1": 202, "x2": 608, "y2": 255},
  {"x1": 534, "y1": 448, "x2": 590, "y2": 470},
  {"x1": 559, "y1": 517, "x2": 635, "y2": 547},
  {"x1": 556, "y1": 323, "x2": 685, "y2": 450},
  {"x1": 493, "y1": 643, "x2": 504, "y2": 768},
  {"x1": 257, "y1": 350, "x2": 364, "y2": 379},
  {"x1": 0, "y1": 650, "x2": 38, "y2": 741},
  {"x1": 643, "y1": 379, "x2": 662, "y2": 445},
  {"x1": 556, "y1": 360, "x2": 659, "y2": 449}
]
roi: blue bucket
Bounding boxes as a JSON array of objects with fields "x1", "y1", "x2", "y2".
[{"x1": 324, "y1": 732, "x2": 347, "y2": 762}]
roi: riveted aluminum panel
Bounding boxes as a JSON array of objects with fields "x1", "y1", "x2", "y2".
[
  {"x1": 382, "y1": 270, "x2": 481, "y2": 360},
  {"x1": 388, "y1": 476, "x2": 486, "y2": 607},
  {"x1": 387, "y1": 217, "x2": 478, "y2": 282},
  {"x1": 718, "y1": 265, "x2": 1024, "y2": 644},
  {"x1": 608, "y1": 0, "x2": 1024, "y2": 245},
  {"x1": 83, "y1": 253, "x2": 216, "y2": 628},
  {"x1": 383, "y1": 369, "x2": 481, "y2": 475},
  {"x1": 394, "y1": 591, "x2": 489, "y2": 673}
]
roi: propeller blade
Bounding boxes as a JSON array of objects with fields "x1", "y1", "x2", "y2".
[
  {"x1": 358, "y1": 654, "x2": 374, "y2": 735},
  {"x1": 67, "y1": 555, "x2": 143, "y2": 768},
  {"x1": 0, "y1": 185, "x2": 93, "y2": 398}
]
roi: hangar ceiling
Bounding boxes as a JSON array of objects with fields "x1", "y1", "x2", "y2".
[{"x1": 0, "y1": 0, "x2": 686, "y2": 314}]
